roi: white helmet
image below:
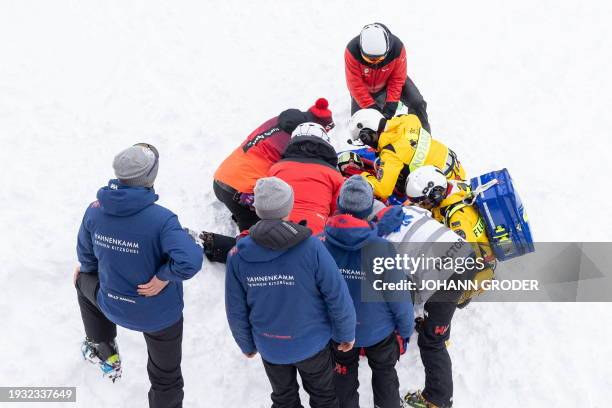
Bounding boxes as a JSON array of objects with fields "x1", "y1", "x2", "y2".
[
  {"x1": 348, "y1": 109, "x2": 384, "y2": 141},
  {"x1": 359, "y1": 23, "x2": 390, "y2": 58},
  {"x1": 291, "y1": 122, "x2": 331, "y2": 144},
  {"x1": 405, "y1": 165, "x2": 448, "y2": 205}
]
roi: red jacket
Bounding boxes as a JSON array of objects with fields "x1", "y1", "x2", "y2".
[
  {"x1": 268, "y1": 137, "x2": 344, "y2": 235},
  {"x1": 344, "y1": 28, "x2": 407, "y2": 109}
]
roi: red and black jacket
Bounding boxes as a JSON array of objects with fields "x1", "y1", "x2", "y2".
[
  {"x1": 344, "y1": 25, "x2": 407, "y2": 109},
  {"x1": 214, "y1": 109, "x2": 309, "y2": 193}
]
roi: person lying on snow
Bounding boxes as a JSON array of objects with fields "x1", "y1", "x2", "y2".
[
  {"x1": 337, "y1": 150, "x2": 408, "y2": 206},
  {"x1": 201, "y1": 99, "x2": 334, "y2": 261},
  {"x1": 198, "y1": 122, "x2": 343, "y2": 263}
]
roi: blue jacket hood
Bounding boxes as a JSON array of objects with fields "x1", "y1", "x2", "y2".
[
  {"x1": 97, "y1": 179, "x2": 159, "y2": 217},
  {"x1": 323, "y1": 214, "x2": 378, "y2": 250},
  {"x1": 374, "y1": 205, "x2": 405, "y2": 237}
]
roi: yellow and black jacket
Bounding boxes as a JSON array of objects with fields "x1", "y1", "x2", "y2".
[
  {"x1": 431, "y1": 180, "x2": 496, "y2": 304},
  {"x1": 361, "y1": 114, "x2": 466, "y2": 199}
]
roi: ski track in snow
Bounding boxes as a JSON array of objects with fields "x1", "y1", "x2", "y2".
[{"x1": 1, "y1": 1, "x2": 612, "y2": 407}]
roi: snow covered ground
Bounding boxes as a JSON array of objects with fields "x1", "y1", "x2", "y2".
[{"x1": 1, "y1": 0, "x2": 612, "y2": 406}]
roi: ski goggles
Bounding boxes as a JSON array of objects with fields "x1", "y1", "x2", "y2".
[
  {"x1": 361, "y1": 53, "x2": 386, "y2": 64},
  {"x1": 408, "y1": 185, "x2": 448, "y2": 207},
  {"x1": 337, "y1": 151, "x2": 364, "y2": 169},
  {"x1": 359, "y1": 23, "x2": 390, "y2": 64},
  {"x1": 133, "y1": 143, "x2": 159, "y2": 176}
]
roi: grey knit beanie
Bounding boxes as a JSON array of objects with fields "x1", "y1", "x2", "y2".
[
  {"x1": 338, "y1": 175, "x2": 374, "y2": 219},
  {"x1": 254, "y1": 177, "x2": 294, "y2": 220},
  {"x1": 113, "y1": 144, "x2": 159, "y2": 188}
]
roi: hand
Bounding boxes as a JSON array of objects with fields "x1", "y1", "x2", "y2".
[
  {"x1": 238, "y1": 193, "x2": 255, "y2": 209},
  {"x1": 137, "y1": 275, "x2": 169, "y2": 297},
  {"x1": 366, "y1": 103, "x2": 382, "y2": 112},
  {"x1": 382, "y1": 102, "x2": 399, "y2": 119},
  {"x1": 244, "y1": 351, "x2": 257, "y2": 358},
  {"x1": 337, "y1": 340, "x2": 355, "y2": 352},
  {"x1": 396, "y1": 332, "x2": 408, "y2": 355},
  {"x1": 73, "y1": 266, "x2": 81, "y2": 286}
]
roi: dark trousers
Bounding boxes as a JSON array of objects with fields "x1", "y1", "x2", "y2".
[
  {"x1": 213, "y1": 179, "x2": 260, "y2": 232},
  {"x1": 417, "y1": 290, "x2": 461, "y2": 408},
  {"x1": 75, "y1": 273, "x2": 184, "y2": 408},
  {"x1": 351, "y1": 76, "x2": 430, "y2": 133},
  {"x1": 262, "y1": 345, "x2": 339, "y2": 408},
  {"x1": 332, "y1": 333, "x2": 401, "y2": 408}
]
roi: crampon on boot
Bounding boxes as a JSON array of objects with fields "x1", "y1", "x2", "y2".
[
  {"x1": 81, "y1": 338, "x2": 122, "y2": 382},
  {"x1": 403, "y1": 390, "x2": 449, "y2": 408}
]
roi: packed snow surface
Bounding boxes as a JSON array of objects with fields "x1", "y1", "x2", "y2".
[{"x1": 1, "y1": 1, "x2": 611, "y2": 407}]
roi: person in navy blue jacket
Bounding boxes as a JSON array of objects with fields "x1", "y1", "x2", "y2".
[
  {"x1": 74, "y1": 143, "x2": 203, "y2": 408},
  {"x1": 226, "y1": 177, "x2": 356, "y2": 408},
  {"x1": 322, "y1": 176, "x2": 414, "y2": 408}
]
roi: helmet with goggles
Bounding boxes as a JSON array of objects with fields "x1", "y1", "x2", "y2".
[
  {"x1": 405, "y1": 165, "x2": 449, "y2": 207},
  {"x1": 359, "y1": 23, "x2": 390, "y2": 64}
]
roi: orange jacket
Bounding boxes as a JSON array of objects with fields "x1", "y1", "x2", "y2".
[{"x1": 214, "y1": 110, "x2": 308, "y2": 193}]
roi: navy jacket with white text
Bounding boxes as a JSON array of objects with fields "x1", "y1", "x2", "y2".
[
  {"x1": 225, "y1": 220, "x2": 356, "y2": 364},
  {"x1": 322, "y1": 214, "x2": 414, "y2": 347},
  {"x1": 77, "y1": 180, "x2": 203, "y2": 332}
]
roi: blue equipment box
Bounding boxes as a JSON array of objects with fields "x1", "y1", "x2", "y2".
[{"x1": 470, "y1": 169, "x2": 534, "y2": 261}]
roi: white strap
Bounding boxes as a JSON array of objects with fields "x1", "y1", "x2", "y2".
[{"x1": 464, "y1": 178, "x2": 498, "y2": 205}]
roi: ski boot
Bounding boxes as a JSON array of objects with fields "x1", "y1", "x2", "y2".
[
  {"x1": 81, "y1": 338, "x2": 122, "y2": 382},
  {"x1": 403, "y1": 390, "x2": 449, "y2": 408},
  {"x1": 199, "y1": 231, "x2": 236, "y2": 263}
]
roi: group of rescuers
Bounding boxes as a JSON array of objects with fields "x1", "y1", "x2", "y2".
[
  {"x1": 74, "y1": 23, "x2": 495, "y2": 408},
  {"x1": 207, "y1": 22, "x2": 495, "y2": 408}
]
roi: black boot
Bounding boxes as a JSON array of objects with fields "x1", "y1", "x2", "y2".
[{"x1": 199, "y1": 232, "x2": 237, "y2": 264}]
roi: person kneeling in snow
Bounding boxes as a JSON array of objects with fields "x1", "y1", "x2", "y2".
[
  {"x1": 348, "y1": 109, "x2": 466, "y2": 202},
  {"x1": 75, "y1": 144, "x2": 203, "y2": 408},
  {"x1": 345, "y1": 23, "x2": 430, "y2": 131},
  {"x1": 268, "y1": 122, "x2": 345, "y2": 234},
  {"x1": 323, "y1": 176, "x2": 414, "y2": 408},
  {"x1": 202, "y1": 99, "x2": 334, "y2": 262},
  {"x1": 225, "y1": 177, "x2": 356, "y2": 408}
]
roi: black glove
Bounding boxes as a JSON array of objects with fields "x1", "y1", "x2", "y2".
[
  {"x1": 366, "y1": 103, "x2": 382, "y2": 112},
  {"x1": 382, "y1": 101, "x2": 399, "y2": 119}
]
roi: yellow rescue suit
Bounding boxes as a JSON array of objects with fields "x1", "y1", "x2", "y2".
[
  {"x1": 361, "y1": 114, "x2": 466, "y2": 200},
  {"x1": 431, "y1": 180, "x2": 496, "y2": 304}
]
